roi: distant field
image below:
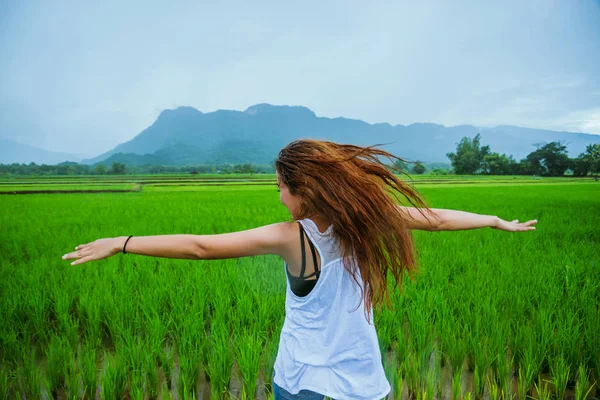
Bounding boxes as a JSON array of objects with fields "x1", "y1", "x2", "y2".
[
  {"x1": 0, "y1": 177, "x2": 598, "y2": 399},
  {"x1": 0, "y1": 184, "x2": 139, "y2": 193},
  {"x1": 0, "y1": 173, "x2": 596, "y2": 194}
]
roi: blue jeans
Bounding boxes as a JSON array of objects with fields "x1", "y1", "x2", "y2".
[{"x1": 273, "y1": 381, "x2": 327, "y2": 400}]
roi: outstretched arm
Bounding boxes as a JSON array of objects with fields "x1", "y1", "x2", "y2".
[
  {"x1": 62, "y1": 222, "x2": 292, "y2": 266},
  {"x1": 398, "y1": 206, "x2": 537, "y2": 232}
]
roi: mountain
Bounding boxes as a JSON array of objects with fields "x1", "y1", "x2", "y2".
[
  {"x1": 82, "y1": 103, "x2": 600, "y2": 166},
  {"x1": 4, "y1": 104, "x2": 600, "y2": 166},
  {"x1": 0, "y1": 138, "x2": 84, "y2": 165},
  {"x1": 83, "y1": 104, "x2": 317, "y2": 165}
]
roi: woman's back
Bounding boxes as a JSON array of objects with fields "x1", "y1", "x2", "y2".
[{"x1": 274, "y1": 218, "x2": 391, "y2": 400}]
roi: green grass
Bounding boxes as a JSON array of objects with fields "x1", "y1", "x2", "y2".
[{"x1": 0, "y1": 179, "x2": 598, "y2": 398}]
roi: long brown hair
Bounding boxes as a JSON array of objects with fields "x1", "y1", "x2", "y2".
[{"x1": 275, "y1": 139, "x2": 435, "y2": 321}]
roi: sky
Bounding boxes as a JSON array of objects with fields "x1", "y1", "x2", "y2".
[{"x1": 1, "y1": 0, "x2": 599, "y2": 157}]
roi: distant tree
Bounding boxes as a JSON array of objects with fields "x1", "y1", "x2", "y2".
[
  {"x1": 520, "y1": 152, "x2": 544, "y2": 176},
  {"x1": 507, "y1": 155, "x2": 522, "y2": 175},
  {"x1": 411, "y1": 161, "x2": 426, "y2": 175},
  {"x1": 446, "y1": 133, "x2": 491, "y2": 174},
  {"x1": 56, "y1": 164, "x2": 69, "y2": 175},
  {"x1": 393, "y1": 160, "x2": 409, "y2": 172},
  {"x1": 233, "y1": 163, "x2": 255, "y2": 174},
  {"x1": 430, "y1": 168, "x2": 449, "y2": 176},
  {"x1": 523, "y1": 141, "x2": 570, "y2": 176},
  {"x1": 26, "y1": 162, "x2": 41, "y2": 175},
  {"x1": 243, "y1": 164, "x2": 255, "y2": 174},
  {"x1": 109, "y1": 162, "x2": 126, "y2": 175},
  {"x1": 570, "y1": 156, "x2": 589, "y2": 177},
  {"x1": 588, "y1": 144, "x2": 600, "y2": 175},
  {"x1": 95, "y1": 163, "x2": 106, "y2": 175},
  {"x1": 539, "y1": 142, "x2": 570, "y2": 176},
  {"x1": 572, "y1": 143, "x2": 600, "y2": 176},
  {"x1": 481, "y1": 152, "x2": 512, "y2": 175}
]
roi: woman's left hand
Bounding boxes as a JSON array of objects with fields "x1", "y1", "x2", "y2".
[
  {"x1": 62, "y1": 238, "x2": 121, "y2": 266},
  {"x1": 493, "y1": 218, "x2": 538, "y2": 232}
]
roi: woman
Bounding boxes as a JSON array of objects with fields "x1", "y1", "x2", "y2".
[{"x1": 62, "y1": 140, "x2": 537, "y2": 400}]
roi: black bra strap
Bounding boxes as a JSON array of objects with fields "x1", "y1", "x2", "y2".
[
  {"x1": 308, "y1": 238, "x2": 320, "y2": 277},
  {"x1": 299, "y1": 223, "x2": 306, "y2": 278}
]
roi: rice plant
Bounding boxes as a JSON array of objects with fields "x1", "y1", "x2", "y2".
[
  {"x1": 533, "y1": 375, "x2": 551, "y2": 400},
  {"x1": 44, "y1": 334, "x2": 70, "y2": 397},
  {"x1": 550, "y1": 356, "x2": 570, "y2": 400},
  {"x1": 574, "y1": 364, "x2": 594, "y2": 400},
  {"x1": 80, "y1": 342, "x2": 98, "y2": 398},
  {"x1": 0, "y1": 179, "x2": 598, "y2": 399},
  {"x1": 235, "y1": 329, "x2": 264, "y2": 399},
  {"x1": 101, "y1": 351, "x2": 128, "y2": 400}
]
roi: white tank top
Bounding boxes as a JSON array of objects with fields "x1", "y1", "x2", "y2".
[{"x1": 273, "y1": 218, "x2": 391, "y2": 400}]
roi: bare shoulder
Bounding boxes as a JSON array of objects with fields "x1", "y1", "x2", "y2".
[
  {"x1": 273, "y1": 221, "x2": 300, "y2": 257},
  {"x1": 263, "y1": 220, "x2": 298, "y2": 244}
]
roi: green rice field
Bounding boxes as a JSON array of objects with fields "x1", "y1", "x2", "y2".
[{"x1": 0, "y1": 174, "x2": 598, "y2": 399}]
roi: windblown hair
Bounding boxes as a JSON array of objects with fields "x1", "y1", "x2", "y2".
[{"x1": 275, "y1": 139, "x2": 435, "y2": 321}]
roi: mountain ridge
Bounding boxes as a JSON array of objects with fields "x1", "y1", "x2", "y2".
[
  {"x1": 0, "y1": 138, "x2": 86, "y2": 165},
  {"x1": 2, "y1": 104, "x2": 600, "y2": 165}
]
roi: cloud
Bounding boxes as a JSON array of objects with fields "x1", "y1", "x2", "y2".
[
  {"x1": 438, "y1": 75, "x2": 600, "y2": 134},
  {"x1": 548, "y1": 107, "x2": 600, "y2": 134},
  {"x1": 2, "y1": 0, "x2": 600, "y2": 157}
]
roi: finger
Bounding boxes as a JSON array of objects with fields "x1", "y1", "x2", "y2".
[
  {"x1": 71, "y1": 256, "x2": 91, "y2": 266},
  {"x1": 62, "y1": 250, "x2": 87, "y2": 260},
  {"x1": 75, "y1": 243, "x2": 90, "y2": 250}
]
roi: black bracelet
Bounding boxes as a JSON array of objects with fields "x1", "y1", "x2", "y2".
[{"x1": 123, "y1": 235, "x2": 133, "y2": 254}]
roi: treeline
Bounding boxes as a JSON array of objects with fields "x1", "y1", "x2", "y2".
[
  {"x1": 1, "y1": 135, "x2": 599, "y2": 176},
  {"x1": 444, "y1": 134, "x2": 599, "y2": 176},
  {"x1": 385, "y1": 135, "x2": 600, "y2": 176},
  {"x1": 0, "y1": 161, "x2": 276, "y2": 176}
]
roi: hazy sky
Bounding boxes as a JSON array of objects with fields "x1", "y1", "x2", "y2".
[{"x1": 1, "y1": 0, "x2": 599, "y2": 157}]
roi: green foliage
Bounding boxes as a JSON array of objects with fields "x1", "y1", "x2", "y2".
[
  {"x1": 394, "y1": 160, "x2": 409, "y2": 172},
  {"x1": 232, "y1": 163, "x2": 255, "y2": 174},
  {"x1": 411, "y1": 161, "x2": 426, "y2": 174},
  {"x1": 44, "y1": 335, "x2": 70, "y2": 396},
  {"x1": 0, "y1": 181, "x2": 599, "y2": 398},
  {"x1": 522, "y1": 141, "x2": 570, "y2": 176},
  {"x1": 571, "y1": 143, "x2": 600, "y2": 176},
  {"x1": 0, "y1": 161, "x2": 275, "y2": 175},
  {"x1": 4, "y1": 139, "x2": 599, "y2": 179},
  {"x1": 446, "y1": 133, "x2": 491, "y2": 174},
  {"x1": 95, "y1": 163, "x2": 107, "y2": 174},
  {"x1": 430, "y1": 168, "x2": 449, "y2": 175},
  {"x1": 446, "y1": 134, "x2": 592, "y2": 176},
  {"x1": 235, "y1": 329, "x2": 264, "y2": 399},
  {"x1": 481, "y1": 152, "x2": 519, "y2": 175},
  {"x1": 109, "y1": 161, "x2": 127, "y2": 175},
  {"x1": 101, "y1": 352, "x2": 128, "y2": 399}
]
